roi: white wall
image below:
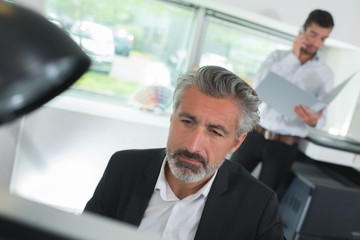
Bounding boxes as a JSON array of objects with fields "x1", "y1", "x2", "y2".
[
  {"x1": 348, "y1": 99, "x2": 360, "y2": 141},
  {"x1": 321, "y1": 47, "x2": 360, "y2": 135},
  {"x1": 0, "y1": 120, "x2": 21, "y2": 188},
  {"x1": 9, "y1": 97, "x2": 170, "y2": 212},
  {"x1": 191, "y1": 0, "x2": 360, "y2": 49}
]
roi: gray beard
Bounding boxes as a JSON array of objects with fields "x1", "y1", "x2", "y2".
[{"x1": 166, "y1": 150, "x2": 223, "y2": 183}]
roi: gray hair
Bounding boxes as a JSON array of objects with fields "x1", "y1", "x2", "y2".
[{"x1": 173, "y1": 66, "x2": 261, "y2": 138}]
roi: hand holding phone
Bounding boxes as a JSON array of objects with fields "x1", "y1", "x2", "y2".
[
  {"x1": 292, "y1": 27, "x2": 306, "y2": 58},
  {"x1": 299, "y1": 27, "x2": 304, "y2": 35}
]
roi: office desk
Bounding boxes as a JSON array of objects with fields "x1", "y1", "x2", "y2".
[{"x1": 0, "y1": 187, "x2": 159, "y2": 240}]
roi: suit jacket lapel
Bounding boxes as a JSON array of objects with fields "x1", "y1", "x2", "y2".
[
  {"x1": 122, "y1": 149, "x2": 166, "y2": 225},
  {"x1": 194, "y1": 161, "x2": 230, "y2": 240}
]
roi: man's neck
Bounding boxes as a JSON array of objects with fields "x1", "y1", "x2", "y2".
[{"x1": 164, "y1": 164, "x2": 213, "y2": 200}]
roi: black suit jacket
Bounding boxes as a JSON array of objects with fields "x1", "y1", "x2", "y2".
[{"x1": 85, "y1": 148, "x2": 284, "y2": 240}]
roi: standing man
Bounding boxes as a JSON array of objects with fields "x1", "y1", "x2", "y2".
[
  {"x1": 84, "y1": 66, "x2": 284, "y2": 240},
  {"x1": 230, "y1": 9, "x2": 335, "y2": 193}
]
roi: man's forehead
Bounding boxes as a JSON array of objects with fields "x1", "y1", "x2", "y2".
[
  {"x1": 177, "y1": 88, "x2": 240, "y2": 127},
  {"x1": 308, "y1": 23, "x2": 332, "y2": 34}
]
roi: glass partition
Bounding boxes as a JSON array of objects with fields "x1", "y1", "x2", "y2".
[
  {"x1": 46, "y1": 0, "x2": 197, "y2": 112},
  {"x1": 199, "y1": 12, "x2": 292, "y2": 85}
]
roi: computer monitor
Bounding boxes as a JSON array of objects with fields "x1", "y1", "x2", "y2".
[{"x1": 0, "y1": 187, "x2": 159, "y2": 240}]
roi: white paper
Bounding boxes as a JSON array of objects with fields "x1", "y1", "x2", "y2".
[{"x1": 255, "y1": 71, "x2": 355, "y2": 119}]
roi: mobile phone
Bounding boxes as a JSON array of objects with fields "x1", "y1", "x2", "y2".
[{"x1": 299, "y1": 27, "x2": 304, "y2": 35}]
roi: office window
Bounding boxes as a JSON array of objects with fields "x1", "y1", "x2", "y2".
[
  {"x1": 199, "y1": 11, "x2": 292, "y2": 84},
  {"x1": 45, "y1": 0, "x2": 196, "y2": 112},
  {"x1": 46, "y1": 0, "x2": 293, "y2": 112}
]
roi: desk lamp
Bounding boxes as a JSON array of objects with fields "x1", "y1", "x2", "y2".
[{"x1": 0, "y1": 1, "x2": 90, "y2": 124}]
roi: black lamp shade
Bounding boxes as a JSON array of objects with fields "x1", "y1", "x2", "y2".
[{"x1": 0, "y1": 1, "x2": 91, "y2": 124}]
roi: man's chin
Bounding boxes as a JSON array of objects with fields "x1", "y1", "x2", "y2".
[
  {"x1": 173, "y1": 168, "x2": 205, "y2": 183},
  {"x1": 302, "y1": 47, "x2": 317, "y2": 56}
]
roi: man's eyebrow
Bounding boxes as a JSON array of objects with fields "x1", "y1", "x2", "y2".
[
  {"x1": 208, "y1": 124, "x2": 230, "y2": 136},
  {"x1": 178, "y1": 112, "x2": 230, "y2": 135},
  {"x1": 309, "y1": 30, "x2": 329, "y2": 38},
  {"x1": 178, "y1": 112, "x2": 197, "y2": 122},
  {"x1": 311, "y1": 30, "x2": 329, "y2": 39},
  {"x1": 310, "y1": 30, "x2": 318, "y2": 36}
]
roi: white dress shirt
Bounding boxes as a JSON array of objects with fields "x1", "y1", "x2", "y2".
[
  {"x1": 138, "y1": 159, "x2": 217, "y2": 240},
  {"x1": 254, "y1": 50, "x2": 334, "y2": 138}
]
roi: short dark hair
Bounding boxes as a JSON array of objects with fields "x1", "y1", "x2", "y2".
[{"x1": 304, "y1": 9, "x2": 334, "y2": 30}]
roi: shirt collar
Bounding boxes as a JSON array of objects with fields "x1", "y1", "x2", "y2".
[
  {"x1": 311, "y1": 52, "x2": 320, "y2": 61},
  {"x1": 155, "y1": 158, "x2": 218, "y2": 201}
]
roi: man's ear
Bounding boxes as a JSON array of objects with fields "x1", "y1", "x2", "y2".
[{"x1": 229, "y1": 132, "x2": 247, "y2": 154}]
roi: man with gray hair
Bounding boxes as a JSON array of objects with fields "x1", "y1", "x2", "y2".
[{"x1": 85, "y1": 66, "x2": 284, "y2": 240}]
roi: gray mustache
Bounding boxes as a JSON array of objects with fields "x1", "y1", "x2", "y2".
[{"x1": 174, "y1": 149, "x2": 206, "y2": 166}]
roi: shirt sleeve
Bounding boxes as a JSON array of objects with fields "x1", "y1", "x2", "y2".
[
  {"x1": 253, "y1": 50, "x2": 301, "y2": 88},
  {"x1": 254, "y1": 49, "x2": 334, "y2": 130}
]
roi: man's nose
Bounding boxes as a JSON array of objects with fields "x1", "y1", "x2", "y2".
[
  {"x1": 187, "y1": 128, "x2": 205, "y2": 153},
  {"x1": 312, "y1": 37, "x2": 323, "y2": 47}
]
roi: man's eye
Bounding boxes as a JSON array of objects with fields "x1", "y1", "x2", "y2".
[
  {"x1": 211, "y1": 129, "x2": 223, "y2": 137},
  {"x1": 181, "y1": 119, "x2": 192, "y2": 125}
]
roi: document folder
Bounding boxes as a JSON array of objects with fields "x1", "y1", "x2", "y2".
[{"x1": 255, "y1": 72, "x2": 355, "y2": 119}]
